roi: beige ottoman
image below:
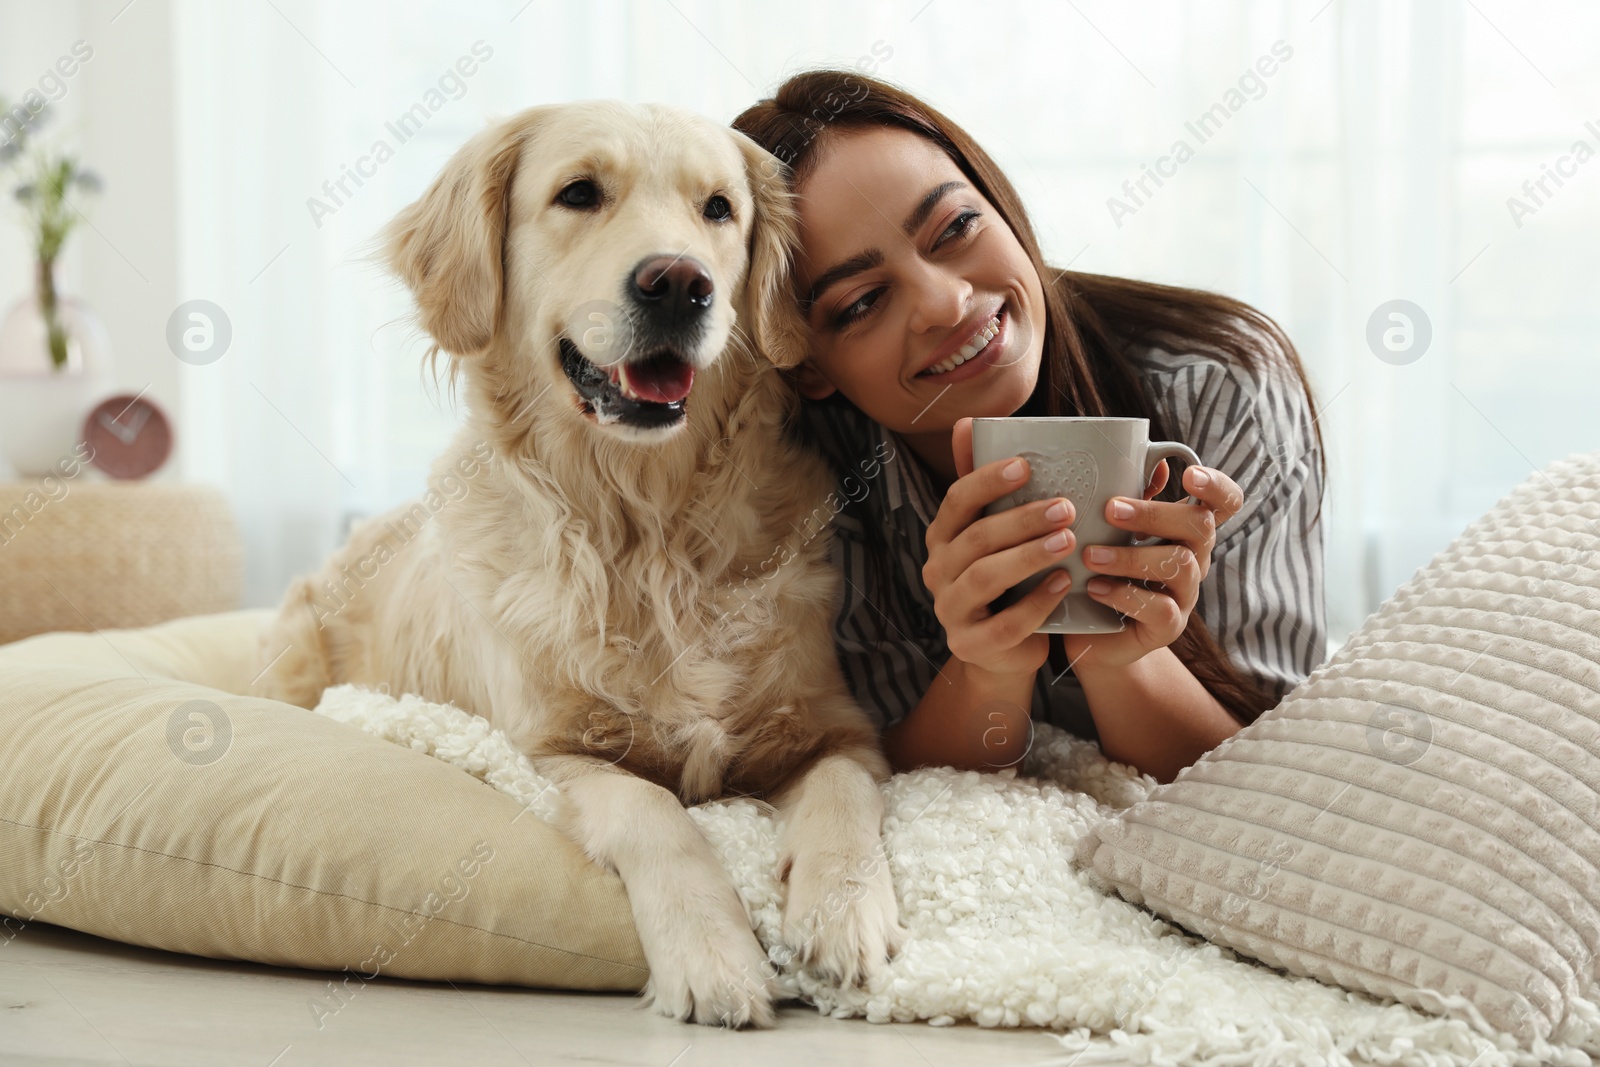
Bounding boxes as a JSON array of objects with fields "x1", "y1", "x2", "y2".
[{"x1": 0, "y1": 480, "x2": 243, "y2": 645}]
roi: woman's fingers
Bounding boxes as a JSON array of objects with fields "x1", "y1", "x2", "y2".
[
  {"x1": 952, "y1": 417, "x2": 976, "y2": 480},
  {"x1": 1182, "y1": 464, "x2": 1244, "y2": 525},
  {"x1": 1097, "y1": 493, "x2": 1217, "y2": 582},
  {"x1": 937, "y1": 522, "x2": 1076, "y2": 625},
  {"x1": 1102, "y1": 494, "x2": 1218, "y2": 546},
  {"x1": 926, "y1": 432, "x2": 1243, "y2": 677},
  {"x1": 1083, "y1": 542, "x2": 1201, "y2": 612},
  {"x1": 926, "y1": 450, "x2": 1036, "y2": 554},
  {"x1": 1085, "y1": 576, "x2": 1183, "y2": 635},
  {"x1": 1145, "y1": 458, "x2": 1169, "y2": 498},
  {"x1": 929, "y1": 424, "x2": 1081, "y2": 677},
  {"x1": 965, "y1": 569, "x2": 1075, "y2": 658},
  {"x1": 932, "y1": 495, "x2": 1075, "y2": 592}
]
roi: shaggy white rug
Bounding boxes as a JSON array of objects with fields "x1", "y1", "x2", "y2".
[{"x1": 312, "y1": 683, "x2": 1581, "y2": 1067}]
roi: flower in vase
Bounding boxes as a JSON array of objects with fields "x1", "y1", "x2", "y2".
[{"x1": 0, "y1": 95, "x2": 103, "y2": 370}]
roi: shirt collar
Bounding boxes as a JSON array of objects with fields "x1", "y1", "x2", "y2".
[
  {"x1": 799, "y1": 397, "x2": 944, "y2": 529},
  {"x1": 868, "y1": 418, "x2": 942, "y2": 528}
]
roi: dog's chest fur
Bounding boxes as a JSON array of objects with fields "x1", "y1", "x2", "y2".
[{"x1": 436, "y1": 409, "x2": 841, "y2": 804}]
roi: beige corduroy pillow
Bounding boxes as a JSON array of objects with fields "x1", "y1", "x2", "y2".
[
  {"x1": 1075, "y1": 451, "x2": 1600, "y2": 1053},
  {"x1": 0, "y1": 609, "x2": 648, "y2": 999}
]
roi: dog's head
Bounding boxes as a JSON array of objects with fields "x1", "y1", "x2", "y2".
[{"x1": 383, "y1": 101, "x2": 807, "y2": 445}]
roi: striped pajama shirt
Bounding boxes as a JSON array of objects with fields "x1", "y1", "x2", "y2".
[{"x1": 791, "y1": 345, "x2": 1328, "y2": 744}]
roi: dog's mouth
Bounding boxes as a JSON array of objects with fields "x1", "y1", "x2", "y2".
[{"x1": 559, "y1": 338, "x2": 696, "y2": 429}]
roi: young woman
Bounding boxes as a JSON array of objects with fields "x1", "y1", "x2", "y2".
[{"x1": 732, "y1": 71, "x2": 1328, "y2": 785}]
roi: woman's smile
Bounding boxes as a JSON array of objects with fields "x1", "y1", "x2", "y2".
[{"x1": 915, "y1": 301, "x2": 1009, "y2": 381}]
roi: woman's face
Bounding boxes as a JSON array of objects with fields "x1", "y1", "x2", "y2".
[{"x1": 790, "y1": 125, "x2": 1047, "y2": 445}]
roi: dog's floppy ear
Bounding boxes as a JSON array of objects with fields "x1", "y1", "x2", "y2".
[
  {"x1": 732, "y1": 131, "x2": 809, "y2": 372},
  {"x1": 383, "y1": 116, "x2": 532, "y2": 357}
]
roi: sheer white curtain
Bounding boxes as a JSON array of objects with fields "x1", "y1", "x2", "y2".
[{"x1": 170, "y1": 0, "x2": 1600, "y2": 652}]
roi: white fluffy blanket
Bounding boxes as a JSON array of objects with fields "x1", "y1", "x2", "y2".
[{"x1": 313, "y1": 684, "x2": 1573, "y2": 1067}]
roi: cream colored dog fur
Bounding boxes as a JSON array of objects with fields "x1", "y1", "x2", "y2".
[{"x1": 253, "y1": 101, "x2": 905, "y2": 1028}]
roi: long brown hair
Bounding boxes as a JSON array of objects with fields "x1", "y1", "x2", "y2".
[{"x1": 732, "y1": 69, "x2": 1328, "y2": 728}]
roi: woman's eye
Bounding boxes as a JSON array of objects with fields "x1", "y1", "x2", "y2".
[
  {"x1": 557, "y1": 180, "x2": 600, "y2": 208},
  {"x1": 835, "y1": 287, "x2": 884, "y2": 328},
  {"x1": 938, "y1": 210, "x2": 980, "y2": 245},
  {"x1": 703, "y1": 195, "x2": 732, "y2": 221}
]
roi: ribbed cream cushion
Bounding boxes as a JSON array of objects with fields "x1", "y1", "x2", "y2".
[
  {"x1": 0, "y1": 609, "x2": 649, "y2": 993},
  {"x1": 1076, "y1": 450, "x2": 1600, "y2": 1051}
]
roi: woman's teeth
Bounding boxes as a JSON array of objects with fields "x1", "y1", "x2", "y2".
[{"x1": 921, "y1": 314, "x2": 1001, "y2": 376}]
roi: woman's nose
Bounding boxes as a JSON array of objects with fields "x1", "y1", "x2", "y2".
[{"x1": 906, "y1": 264, "x2": 971, "y2": 334}]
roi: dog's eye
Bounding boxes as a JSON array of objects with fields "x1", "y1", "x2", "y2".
[
  {"x1": 557, "y1": 180, "x2": 600, "y2": 209},
  {"x1": 703, "y1": 195, "x2": 732, "y2": 222}
]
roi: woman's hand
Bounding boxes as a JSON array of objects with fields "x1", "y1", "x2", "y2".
[
  {"x1": 922, "y1": 418, "x2": 1079, "y2": 680},
  {"x1": 1063, "y1": 460, "x2": 1245, "y2": 672}
]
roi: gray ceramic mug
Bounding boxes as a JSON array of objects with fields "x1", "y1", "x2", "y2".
[{"x1": 970, "y1": 417, "x2": 1203, "y2": 634}]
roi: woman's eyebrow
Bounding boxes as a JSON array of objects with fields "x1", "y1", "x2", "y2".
[
  {"x1": 803, "y1": 179, "x2": 969, "y2": 310},
  {"x1": 904, "y1": 179, "x2": 967, "y2": 237}
]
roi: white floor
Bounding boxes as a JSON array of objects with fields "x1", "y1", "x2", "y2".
[{"x1": 2, "y1": 922, "x2": 1130, "y2": 1066}]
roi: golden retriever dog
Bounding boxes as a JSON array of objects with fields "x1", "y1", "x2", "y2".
[{"x1": 251, "y1": 101, "x2": 906, "y2": 1028}]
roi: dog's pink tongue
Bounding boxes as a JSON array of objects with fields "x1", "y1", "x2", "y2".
[{"x1": 623, "y1": 359, "x2": 695, "y2": 404}]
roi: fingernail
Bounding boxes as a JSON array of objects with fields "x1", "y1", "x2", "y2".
[
  {"x1": 1045, "y1": 498, "x2": 1070, "y2": 522},
  {"x1": 1110, "y1": 499, "x2": 1134, "y2": 520},
  {"x1": 1086, "y1": 546, "x2": 1112, "y2": 564},
  {"x1": 1045, "y1": 530, "x2": 1070, "y2": 552},
  {"x1": 1191, "y1": 468, "x2": 1211, "y2": 488},
  {"x1": 1003, "y1": 458, "x2": 1026, "y2": 481},
  {"x1": 1087, "y1": 576, "x2": 1114, "y2": 593},
  {"x1": 1047, "y1": 571, "x2": 1070, "y2": 593}
]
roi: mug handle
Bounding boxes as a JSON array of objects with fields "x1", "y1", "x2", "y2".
[{"x1": 1130, "y1": 441, "x2": 1204, "y2": 548}]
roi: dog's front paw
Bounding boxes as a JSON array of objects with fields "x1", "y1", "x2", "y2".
[
  {"x1": 638, "y1": 917, "x2": 778, "y2": 1029},
  {"x1": 779, "y1": 843, "x2": 907, "y2": 988}
]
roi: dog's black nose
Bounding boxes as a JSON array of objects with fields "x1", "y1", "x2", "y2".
[{"x1": 630, "y1": 255, "x2": 714, "y2": 326}]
